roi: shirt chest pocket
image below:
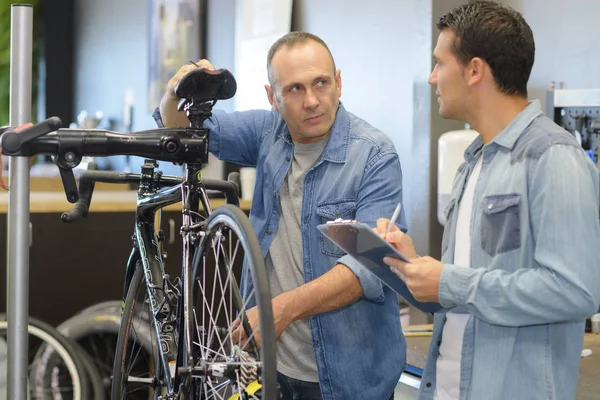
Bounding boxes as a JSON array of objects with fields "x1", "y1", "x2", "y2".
[
  {"x1": 480, "y1": 193, "x2": 521, "y2": 256},
  {"x1": 316, "y1": 200, "x2": 357, "y2": 257}
]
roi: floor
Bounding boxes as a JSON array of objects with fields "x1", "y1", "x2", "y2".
[{"x1": 394, "y1": 373, "x2": 420, "y2": 399}]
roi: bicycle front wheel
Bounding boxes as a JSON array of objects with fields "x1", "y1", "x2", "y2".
[
  {"x1": 186, "y1": 204, "x2": 277, "y2": 399},
  {"x1": 110, "y1": 261, "x2": 163, "y2": 400}
]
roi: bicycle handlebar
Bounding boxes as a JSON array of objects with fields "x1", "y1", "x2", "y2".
[
  {"x1": 2, "y1": 126, "x2": 210, "y2": 163},
  {"x1": 61, "y1": 169, "x2": 241, "y2": 223},
  {"x1": 0, "y1": 118, "x2": 211, "y2": 203}
]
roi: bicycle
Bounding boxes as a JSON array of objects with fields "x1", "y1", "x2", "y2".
[{"x1": 1, "y1": 68, "x2": 277, "y2": 399}]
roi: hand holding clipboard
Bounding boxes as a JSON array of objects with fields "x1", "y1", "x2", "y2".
[{"x1": 318, "y1": 218, "x2": 443, "y2": 309}]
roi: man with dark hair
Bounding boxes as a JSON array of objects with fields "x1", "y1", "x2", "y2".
[
  {"x1": 378, "y1": 2, "x2": 600, "y2": 399},
  {"x1": 157, "y1": 31, "x2": 433, "y2": 399}
]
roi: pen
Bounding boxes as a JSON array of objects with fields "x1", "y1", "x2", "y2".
[{"x1": 386, "y1": 203, "x2": 402, "y2": 235}]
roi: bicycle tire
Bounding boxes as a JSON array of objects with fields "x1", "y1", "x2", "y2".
[
  {"x1": 110, "y1": 261, "x2": 165, "y2": 400},
  {"x1": 58, "y1": 310, "x2": 131, "y2": 400},
  {"x1": 75, "y1": 300, "x2": 123, "y2": 316},
  {"x1": 187, "y1": 204, "x2": 277, "y2": 399},
  {"x1": 0, "y1": 314, "x2": 91, "y2": 400}
]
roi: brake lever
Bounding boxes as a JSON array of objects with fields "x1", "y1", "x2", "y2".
[{"x1": 58, "y1": 167, "x2": 79, "y2": 203}]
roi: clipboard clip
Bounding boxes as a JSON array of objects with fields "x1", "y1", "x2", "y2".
[{"x1": 326, "y1": 218, "x2": 357, "y2": 224}]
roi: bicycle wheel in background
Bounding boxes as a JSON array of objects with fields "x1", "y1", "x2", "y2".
[
  {"x1": 58, "y1": 309, "x2": 140, "y2": 400},
  {"x1": 187, "y1": 204, "x2": 277, "y2": 399},
  {"x1": 75, "y1": 300, "x2": 123, "y2": 316},
  {"x1": 72, "y1": 341, "x2": 106, "y2": 400},
  {"x1": 0, "y1": 314, "x2": 91, "y2": 400}
]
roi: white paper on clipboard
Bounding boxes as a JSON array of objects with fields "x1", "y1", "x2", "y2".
[{"x1": 317, "y1": 220, "x2": 412, "y2": 296}]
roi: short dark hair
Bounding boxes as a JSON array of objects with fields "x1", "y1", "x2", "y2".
[
  {"x1": 266, "y1": 31, "x2": 336, "y2": 87},
  {"x1": 437, "y1": 1, "x2": 535, "y2": 97}
]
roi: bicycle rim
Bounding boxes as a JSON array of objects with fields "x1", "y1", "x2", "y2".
[
  {"x1": 0, "y1": 316, "x2": 88, "y2": 400},
  {"x1": 187, "y1": 204, "x2": 277, "y2": 400}
]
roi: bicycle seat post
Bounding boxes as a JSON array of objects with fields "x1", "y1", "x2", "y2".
[{"x1": 183, "y1": 100, "x2": 213, "y2": 130}]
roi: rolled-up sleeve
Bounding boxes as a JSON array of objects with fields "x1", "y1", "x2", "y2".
[{"x1": 338, "y1": 254, "x2": 385, "y2": 302}]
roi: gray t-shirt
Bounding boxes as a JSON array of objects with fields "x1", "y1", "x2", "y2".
[{"x1": 265, "y1": 137, "x2": 328, "y2": 382}]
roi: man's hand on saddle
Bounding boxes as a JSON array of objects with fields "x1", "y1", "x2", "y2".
[
  {"x1": 160, "y1": 59, "x2": 215, "y2": 127},
  {"x1": 165, "y1": 59, "x2": 215, "y2": 100}
]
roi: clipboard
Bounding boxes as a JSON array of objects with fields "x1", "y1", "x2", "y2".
[{"x1": 317, "y1": 219, "x2": 412, "y2": 296}]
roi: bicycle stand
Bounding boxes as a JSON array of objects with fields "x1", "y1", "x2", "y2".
[{"x1": 5, "y1": 4, "x2": 35, "y2": 400}]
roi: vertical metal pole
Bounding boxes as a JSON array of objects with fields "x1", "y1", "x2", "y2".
[{"x1": 7, "y1": 4, "x2": 33, "y2": 400}]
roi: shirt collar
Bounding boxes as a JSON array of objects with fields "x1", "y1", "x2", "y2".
[
  {"x1": 492, "y1": 99, "x2": 543, "y2": 150},
  {"x1": 464, "y1": 99, "x2": 543, "y2": 162}
]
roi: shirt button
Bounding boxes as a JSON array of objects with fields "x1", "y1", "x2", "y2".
[
  {"x1": 265, "y1": 230, "x2": 272, "y2": 235},
  {"x1": 273, "y1": 192, "x2": 277, "y2": 198},
  {"x1": 286, "y1": 156, "x2": 291, "y2": 162},
  {"x1": 487, "y1": 203, "x2": 493, "y2": 210},
  {"x1": 426, "y1": 382, "x2": 432, "y2": 388}
]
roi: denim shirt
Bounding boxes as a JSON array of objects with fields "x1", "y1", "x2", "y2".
[
  {"x1": 155, "y1": 103, "x2": 437, "y2": 399},
  {"x1": 418, "y1": 100, "x2": 600, "y2": 400}
]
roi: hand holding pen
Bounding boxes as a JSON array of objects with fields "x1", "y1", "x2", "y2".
[
  {"x1": 385, "y1": 203, "x2": 402, "y2": 236},
  {"x1": 376, "y1": 203, "x2": 418, "y2": 260},
  {"x1": 376, "y1": 203, "x2": 444, "y2": 302}
]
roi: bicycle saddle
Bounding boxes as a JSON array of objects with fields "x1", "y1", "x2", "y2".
[{"x1": 175, "y1": 67, "x2": 237, "y2": 110}]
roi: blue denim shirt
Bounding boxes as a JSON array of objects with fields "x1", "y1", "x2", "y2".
[
  {"x1": 418, "y1": 100, "x2": 600, "y2": 400},
  {"x1": 155, "y1": 103, "x2": 438, "y2": 398}
]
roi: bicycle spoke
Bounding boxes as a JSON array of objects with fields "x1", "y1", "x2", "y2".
[
  {"x1": 196, "y1": 277, "x2": 228, "y2": 358},
  {"x1": 229, "y1": 229, "x2": 235, "y2": 356},
  {"x1": 207, "y1": 236, "x2": 222, "y2": 356},
  {"x1": 205, "y1": 376, "x2": 229, "y2": 400},
  {"x1": 212, "y1": 236, "x2": 235, "y2": 336},
  {"x1": 193, "y1": 306, "x2": 205, "y2": 362}
]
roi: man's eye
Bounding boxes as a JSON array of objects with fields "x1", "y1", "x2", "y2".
[
  {"x1": 316, "y1": 80, "x2": 326, "y2": 87},
  {"x1": 290, "y1": 86, "x2": 300, "y2": 92}
]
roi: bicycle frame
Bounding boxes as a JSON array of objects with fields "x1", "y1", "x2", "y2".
[{"x1": 116, "y1": 159, "x2": 240, "y2": 395}]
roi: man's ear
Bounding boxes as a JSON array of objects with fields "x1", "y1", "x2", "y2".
[
  {"x1": 467, "y1": 57, "x2": 485, "y2": 87},
  {"x1": 265, "y1": 84, "x2": 279, "y2": 111}
]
